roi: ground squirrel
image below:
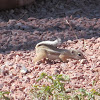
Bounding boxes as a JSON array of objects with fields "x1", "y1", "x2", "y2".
[{"x1": 33, "y1": 39, "x2": 85, "y2": 63}]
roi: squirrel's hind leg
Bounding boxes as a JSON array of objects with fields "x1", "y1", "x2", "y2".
[{"x1": 33, "y1": 50, "x2": 47, "y2": 64}]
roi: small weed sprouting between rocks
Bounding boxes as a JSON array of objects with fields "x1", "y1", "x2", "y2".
[
  {"x1": 30, "y1": 72, "x2": 100, "y2": 100},
  {"x1": 0, "y1": 91, "x2": 10, "y2": 100}
]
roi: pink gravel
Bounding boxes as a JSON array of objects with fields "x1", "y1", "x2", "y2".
[{"x1": 0, "y1": 0, "x2": 100, "y2": 99}]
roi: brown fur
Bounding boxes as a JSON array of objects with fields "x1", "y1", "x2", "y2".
[{"x1": 34, "y1": 39, "x2": 85, "y2": 64}]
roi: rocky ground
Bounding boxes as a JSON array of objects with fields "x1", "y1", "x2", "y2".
[{"x1": 0, "y1": 0, "x2": 100, "y2": 99}]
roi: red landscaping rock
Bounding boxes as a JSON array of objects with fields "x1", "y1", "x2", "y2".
[{"x1": 0, "y1": 0, "x2": 100, "y2": 99}]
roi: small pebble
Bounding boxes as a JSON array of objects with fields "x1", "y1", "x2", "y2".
[{"x1": 20, "y1": 66, "x2": 28, "y2": 74}]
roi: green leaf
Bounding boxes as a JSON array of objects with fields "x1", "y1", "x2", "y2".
[
  {"x1": 63, "y1": 75, "x2": 70, "y2": 81},
  {"x1": 3, "y1": 96, "x2": 10, "y2": 100},
  {"x1": 47, "y1": 76, "x2": 53, "y2": 82},
  {"x1": 37, "y1": 72, "x2": 47, "y2": 82},
  {"x1": 44, "y1": 86, "x2": 52, "y2": 95},
  {"x1": 0, "y1": 91, "x2": 10, "y2": 100},
  {"x1": 57, "y1": 75, "x2": 65, "y2": 81},
  {"x1": 92, "y1": 80, "x2": 96, "y2": 86},
  {"x1": 91, "y1": 89, "x2": 100, "y2": 96},
  {"x1": 3, "y1": 91, "x2": 10, "y2": 95}
]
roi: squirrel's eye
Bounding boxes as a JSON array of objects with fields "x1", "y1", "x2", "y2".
[{"x1": 78, "y1": 53, "x2": 81, "y2": 56}]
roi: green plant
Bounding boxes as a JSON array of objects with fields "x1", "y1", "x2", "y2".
[
  {"x1": 0, "y1": 91, "x2": 10, "y2": 100},
  {"x1": 30, "y1": 73, "x2": 100, "y2": 100},
  {"x1": 30, "y1": 73, "x2": 70, "y2": 100}
]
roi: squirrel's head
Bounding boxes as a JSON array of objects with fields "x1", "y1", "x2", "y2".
[{"x1": 70, "y1": 49, "x2": 85, "y2": 60}]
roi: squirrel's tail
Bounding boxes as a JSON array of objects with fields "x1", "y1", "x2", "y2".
[{"x1": 36, "y1": 38, "x2": 61, "y2": 48}]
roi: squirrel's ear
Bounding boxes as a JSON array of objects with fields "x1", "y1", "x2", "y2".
[{"x1": 71, "y1": 50, "x2": 75, "y2": 54}]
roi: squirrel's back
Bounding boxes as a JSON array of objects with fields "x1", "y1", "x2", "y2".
[{"x1": 36, "y1": 38, "x2": 61, "y2": 48}]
